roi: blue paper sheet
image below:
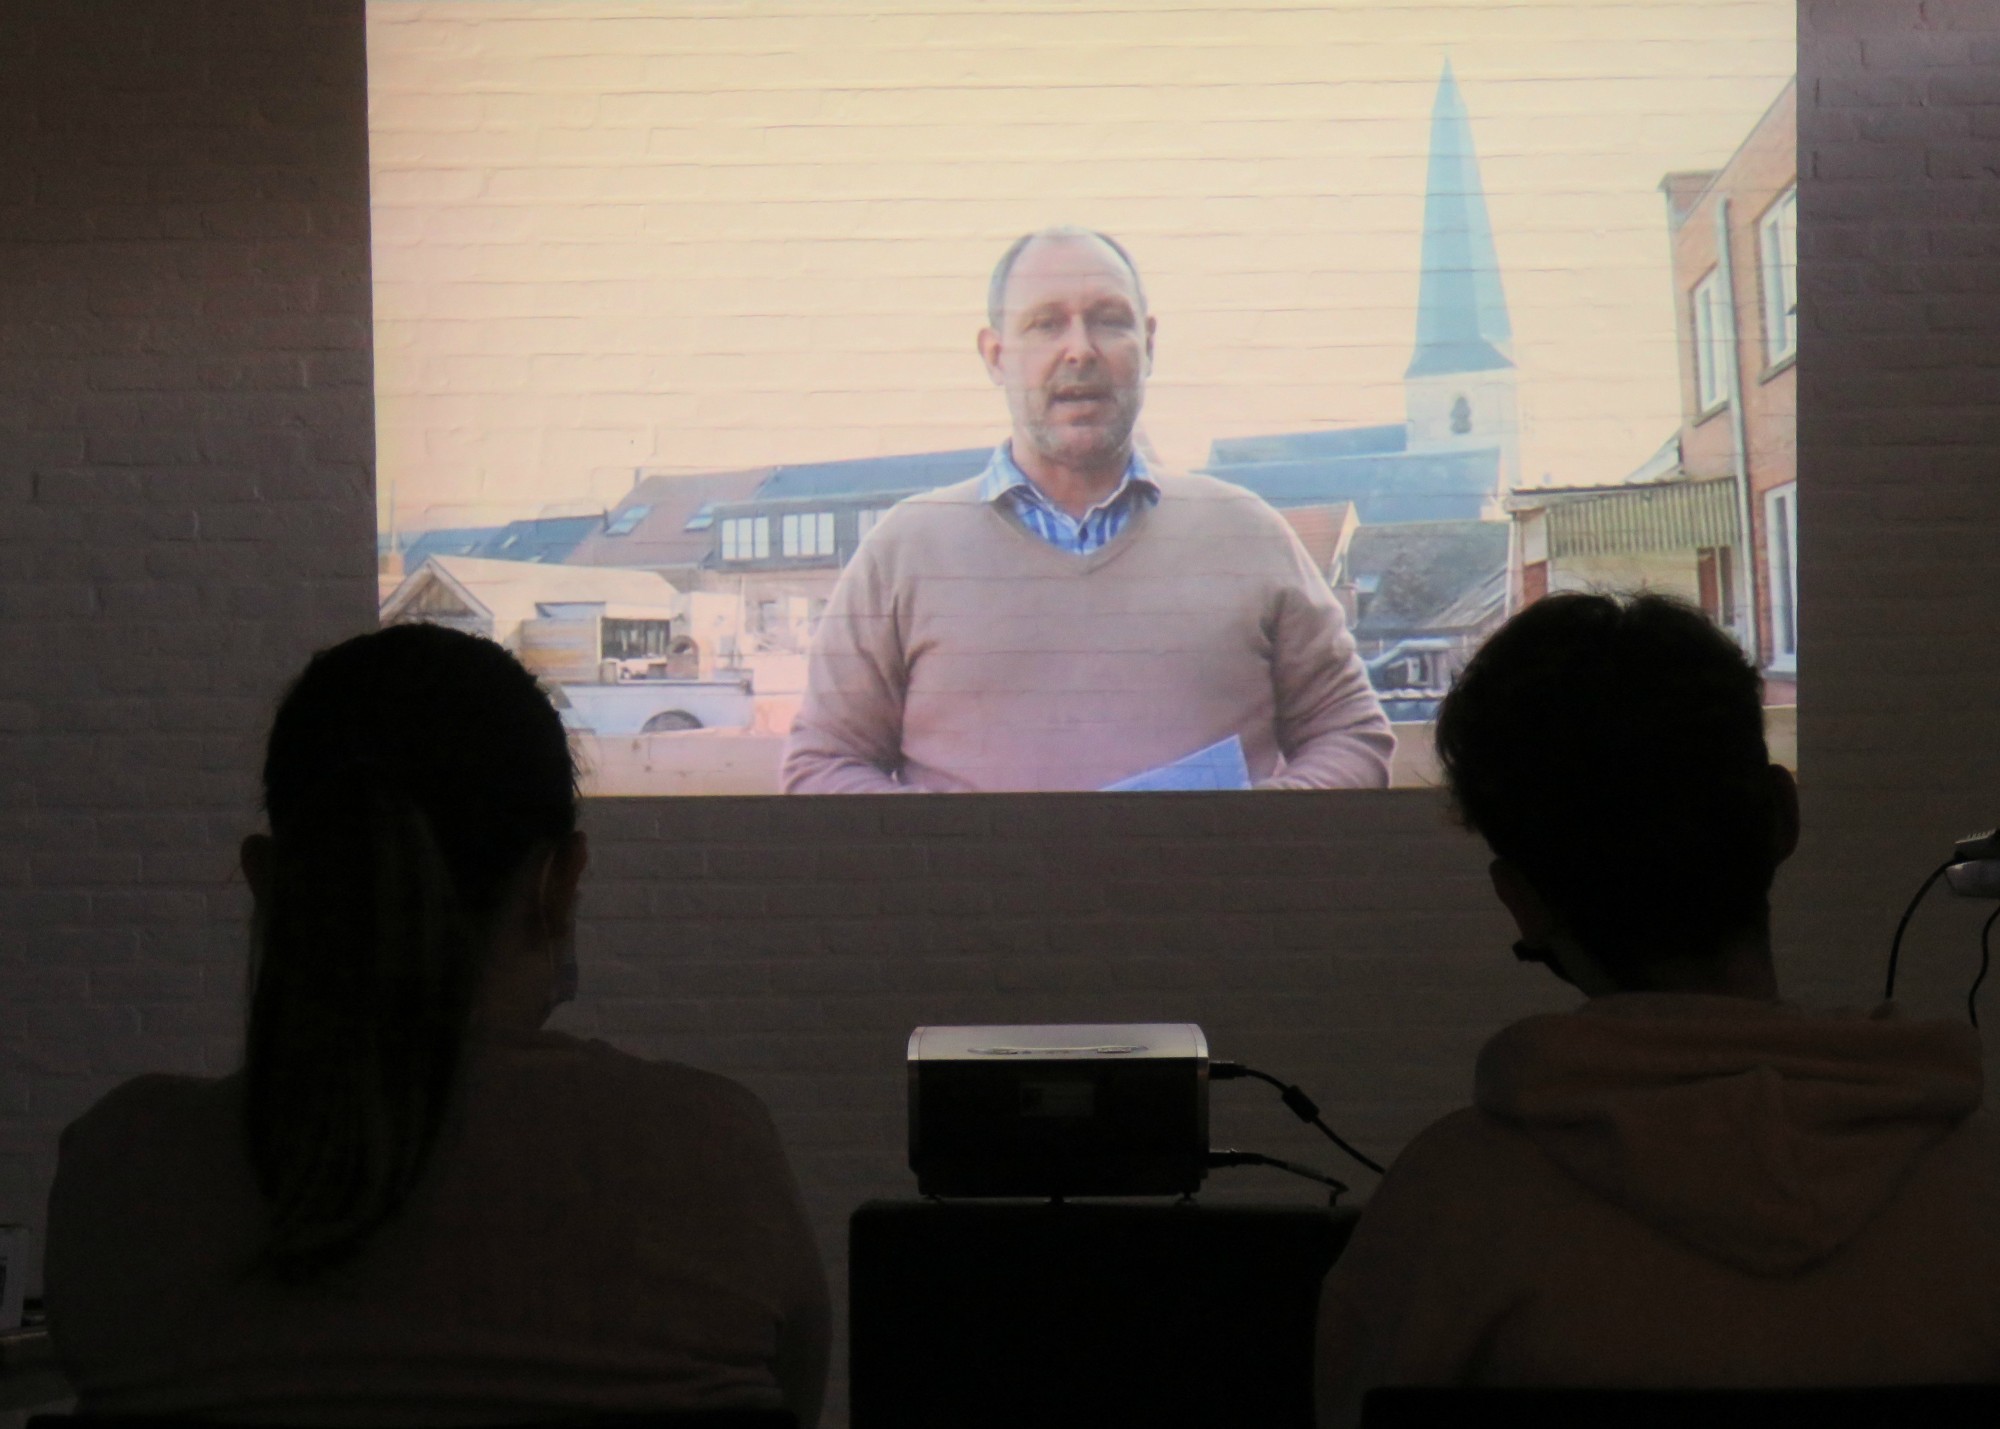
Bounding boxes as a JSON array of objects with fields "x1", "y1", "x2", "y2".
[{"x1": 1101, "y1": 735, "x2": 1252, "y2": 792}]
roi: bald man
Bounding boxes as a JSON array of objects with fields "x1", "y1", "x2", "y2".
[{"x1": 782, "y1": 227, "x2": 1394, "y2": 793}]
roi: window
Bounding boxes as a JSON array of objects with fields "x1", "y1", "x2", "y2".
[
  {"x1": 1692, "y1": 269, "x2": 1731, "y2": 414},
  {"x1": 684, "y1": 502, "x2": 715, "y2": 532},
  {"x1": 604, "y1": 504, "x2": 651, "y2": 537},
  {"x1": 720, "y1": 516, "x2": 769, "y2": 562},
  {"x1": 602, "y1": 618, "x2": 673, "y2": 660},
  {"x1": 780, "y1": 512, "x2": 828, "y2": 556},
  {"x1": 1759, "y1": 186, "x2": 1798, "y2": 366},
  {"x1": 857, "y1": 507, "x2": 894, "y2": 541},
  {"x1": 1764, "y1": 483, "x2": 1798, "y2": 671},
  {"x1": 781, "y1": 510, "x2": 835, "y2": 558}
]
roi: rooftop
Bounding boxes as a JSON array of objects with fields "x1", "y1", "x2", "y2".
[
  {"x1": 752, "y1": 447, "x2": 992, "y2": 501},
  {"x1": 1205, "y1": 445, "x2": 1502, "y2": 524},
  {"x1": 381, "y1": 555, "x2": 680, "y2": 635},
  {"x1": 1348, "y1": 519, "x2": 1511, "y2": 639}
]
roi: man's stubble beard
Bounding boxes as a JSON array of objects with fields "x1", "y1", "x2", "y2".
[{"x1": 1018, "y1": 384, "x2": 1145, "y2": 473}]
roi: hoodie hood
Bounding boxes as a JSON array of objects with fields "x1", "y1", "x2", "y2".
[{"x1": 1475, "y1": 994, "x2": 1982, "y2": 1276}]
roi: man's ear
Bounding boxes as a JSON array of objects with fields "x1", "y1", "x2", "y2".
[
  {"x1": 976, "y1": 326, "x2": 1005, "y2": 385},
  {"x1": 1489, "y1": 857, "x2": 1554, "y2": 946},
  {"x1": 1768, "y1": 763, "x2": 1800, "y2": 867},
  {"x1": 1143, "y1": 313, "x2": 1157, "y2": 374},
  {"x1": 240, "y1": 834, "x2": 274, "y2": 904}
]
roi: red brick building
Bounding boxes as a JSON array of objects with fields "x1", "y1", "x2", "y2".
[{"x1": 1663, "y1": 79, "x2": 1799, "y2": 696}]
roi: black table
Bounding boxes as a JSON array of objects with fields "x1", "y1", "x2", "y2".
[{"x1": 849, "y1": 1198, "x2": 1357, "y2": 1429}]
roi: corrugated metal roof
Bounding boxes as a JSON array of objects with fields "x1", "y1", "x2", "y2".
[{"x1": 1545, "y1": 478, "x2": 1740, "y2": 558}]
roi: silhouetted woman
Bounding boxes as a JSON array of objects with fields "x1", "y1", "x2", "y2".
[{"x1": 46, "y1": 624, "x2": 829, "y2": 1425}]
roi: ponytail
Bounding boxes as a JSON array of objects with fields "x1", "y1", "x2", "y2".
[{"x1": 244, "y1": 625, "x2": 577, "y2": 1281}]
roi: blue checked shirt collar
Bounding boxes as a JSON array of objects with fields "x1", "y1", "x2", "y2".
[{"x1": 979, "y1": 442, "x2": 1160, "y2": 555}]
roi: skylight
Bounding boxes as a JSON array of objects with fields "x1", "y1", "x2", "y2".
[{"x1": 605, "y1": 504, "x2": 652, "y2": 537}]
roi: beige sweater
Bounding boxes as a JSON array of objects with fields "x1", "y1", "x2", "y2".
[
  {"x1": 1316, "y1": 995, "x2": 2000, "y2": 1428},
  {"x1": 782, "y1": 471, "x2": 1395, "y2": 792},
  {"x1": 46, "y1": 1030, "x2": 830, "y2": 1426}
]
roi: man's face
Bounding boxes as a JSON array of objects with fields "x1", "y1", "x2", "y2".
[{"x1": 978, "y1": 237, "x2": 1156, "y2": 474}]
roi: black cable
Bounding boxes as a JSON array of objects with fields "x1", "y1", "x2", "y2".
[
  {"x1": 1972, "y1": 906, "x2": 2000, "y2": 1029},
  {"x1": 1885, "y1": 859, "x2": 1956, "y2": 1003},
  {"x1": 1207, "y1": 1149, "x2": 1349, "y2": 1206},
  {"x1": 1211, "y1": 1061, "x2": 1387, "y2": 1176}
]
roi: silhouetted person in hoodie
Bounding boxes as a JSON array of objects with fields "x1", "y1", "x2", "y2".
[{"x1": 1315, "y1": 592, "x2": 1997, "y2": 1427}]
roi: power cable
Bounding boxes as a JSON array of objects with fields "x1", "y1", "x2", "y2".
[
  {"x1": 1211, "y1": 1061, "x2": 1386, "y2": 1176},
  {"x1": 1206, "y1": 1149, "x2": 1349, "y2": 1206},
  {"x1": 1884, "y1": 859, "x2": 1956, "y2": 1003},
  {"x1": 1971, "y1": 905, "x2": 2000, "y2": 1028}
]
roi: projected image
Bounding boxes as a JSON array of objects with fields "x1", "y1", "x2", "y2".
[{"x1": 368, "y1": 0, "x2": 1798, "y2": 795}]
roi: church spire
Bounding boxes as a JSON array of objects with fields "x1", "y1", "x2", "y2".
[{"x1": 1406, "y1": 57, "x2": 1514, "y2": 379}]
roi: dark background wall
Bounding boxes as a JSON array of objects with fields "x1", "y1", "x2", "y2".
[{"x1": 6, "y1": 3, "x2": 2000, "y2": 1424}]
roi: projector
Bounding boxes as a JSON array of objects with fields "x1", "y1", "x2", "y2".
[
  {"x1": 907, "y1": 1023, "x2": 1210, "y2": 1197},
  {"x1": 1947, "y1": 829, "x2": 2000, "y2": 898},
  {"x1": 1946, "y1": 859, "x2": 2000, "y2": 898}
]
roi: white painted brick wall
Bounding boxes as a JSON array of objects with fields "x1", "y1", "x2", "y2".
[
  {"x1": 5, "y1": 3, "x2": 2000, "y2": 1425},
  {"x1": 0, "y1": 0, "x2": 378, "y2": 1285}
]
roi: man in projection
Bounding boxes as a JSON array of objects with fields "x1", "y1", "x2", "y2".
[{"x1": 781, "y1": 227, "x2": 1394, "y2": 793}]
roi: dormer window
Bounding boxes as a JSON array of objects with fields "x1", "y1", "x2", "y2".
[
  {"x1": 781, "y1": 511, "x2": 835, "y2": 558},
  {"x1": 720, "y1": 516, "x2": 769, "y2": 562}
]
